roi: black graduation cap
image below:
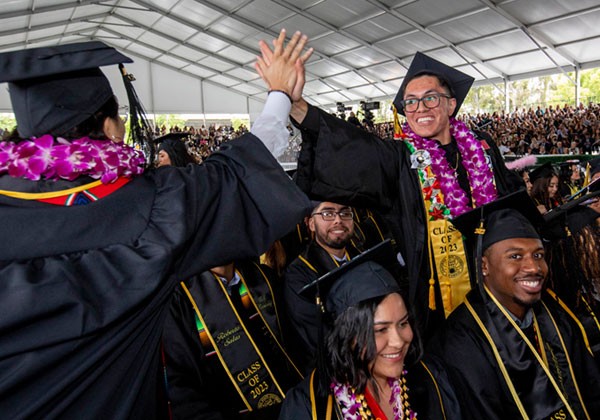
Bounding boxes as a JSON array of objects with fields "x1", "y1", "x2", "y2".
[
  {"x1": 529, "y1": 162, "x2": 555, "y2": 184},
  {"x1": 299, "y1": 239, "x2": 400, "y2": 317},
  {"x1": 393, "y1": 52, "x2": 474, "y2": 117},
  {"x1": 588, "y1": 156, "x2": 600, "y2": 177},
  {"x1": 542, "y1": 182, "x2": 600, "y2": 239},
  {"x1": 450, "y1": 190, "x2": 542, "y2": 254},
  {"x1": 0, "y1": 41, "x2": 132, "y2": 138}
]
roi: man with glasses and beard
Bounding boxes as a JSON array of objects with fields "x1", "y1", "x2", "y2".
[{"x1": 283, "y1": 201, "x2": 361, "y2": 372}]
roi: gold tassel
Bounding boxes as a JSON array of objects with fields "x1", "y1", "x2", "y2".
[
  {"x1": 474, "y1": 219, "x2": 486, "y2": 236},
  {"x1": 429, "y1": 278, "x2": 436, "y2": 310},
  {"x1": 583, "y1": 162, "x2": 591, "y2": 188},
  {"x1": 393, "y1": 105, "x2": 406, "y2": 140}
]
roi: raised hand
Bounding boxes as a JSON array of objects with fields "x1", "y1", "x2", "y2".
[{"x1": 255, "y1": 29, "x2": 313, "y2": 100}]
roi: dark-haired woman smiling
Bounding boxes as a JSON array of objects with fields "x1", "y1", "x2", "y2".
[{"x1": 280, "y1": 256, "x2": 460, "y2": 419}]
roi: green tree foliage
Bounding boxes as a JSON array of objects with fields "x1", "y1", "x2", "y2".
[
  {"x1": 464, "y1": 86, "x2": 504, "y2": 114},
  {"x1": 462, "y1": 68, "x2": 600, "y2": 114},
  {"x1": 230, "y1": 117, "x2": 250, "y2": 131},
  {"x1": 153, "y1": 114, "x2": 186, "y2": 130},
  {"x1": 0, "y1": 114, "x2": 16, "y2": 134}
]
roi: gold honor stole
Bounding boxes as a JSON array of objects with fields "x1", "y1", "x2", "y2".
[
  {"x1": 181, "y1": 268, "x2": 302, "y2": 413},
  {"x1": 405, "y1": 140, "x2": 494, "y2": 317},
  {"x1": 411, "y1": 162, "x2": 471, "y2": 316},
  {"x1": 428, "y1": 217, "x2": 470, "y2": 317}
]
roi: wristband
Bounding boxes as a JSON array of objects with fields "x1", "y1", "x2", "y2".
[{"x1": 268, "y1": 89, "x2": 293, "y2": 104}]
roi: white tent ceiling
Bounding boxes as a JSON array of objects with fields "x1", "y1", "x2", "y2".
[{"x1": 1, "y1": 0, "x2": 600, "y2": 118}]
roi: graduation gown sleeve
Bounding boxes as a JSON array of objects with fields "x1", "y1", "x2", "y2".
[
  {"x1": 278, "y1": 375, "x2": 315, "y2": 420},
  {"x1": 293, "y1": 103, "x2": 402, "y2": 209},
  {"x1": 173, "y1": 134, "x2": 311, "y2": 279},
  {"x1": 162, "y1": 285, "x2": 226, "y2": 420},
  {"x1": 0, "y1": 132, "x2": 311, "y2": 419},
  {"x1": 473, "y1": 129, "x2": 524, "y2": 195},
  {"x1": 428, "y1": 307, "x2": 519, "y2": 420},
  {"x1": 283, "y1": 259, "x2": 323, "y2": 372}
]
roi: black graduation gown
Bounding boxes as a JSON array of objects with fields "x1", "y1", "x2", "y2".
[
  {"x1": 0, "y1": 134, "x2": 311, "y2": 419},
  {"x1": 293, "y1": 105, "x2": 523, "y2": 339},
  {"x1": 283, "y1": 242, "x2": 360, "y2": 373},
  {"x1": 163, "y1": 261, "x2": 299, "y2": 419},
  {"x1": 543, "y1": 207, "x2": 600, "y2": 359},
  {"x1": 278, "y1": 357, "x2": 461, "y2": 420},
  {"x1": 429, "y1": 289, "x2": 600, "y2": 419}
]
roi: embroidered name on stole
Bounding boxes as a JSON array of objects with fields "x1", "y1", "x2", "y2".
[{"x1": 182, "y1": 268, "x2": 301, "y2": 413}]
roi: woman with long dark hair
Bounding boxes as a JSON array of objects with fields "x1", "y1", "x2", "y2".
[
  {"x1": 530, "y1": 163, "x2": 563, "y2": 214},
  {"x1": 280, "y1": 246, "x2": 460, "y2": 419}
]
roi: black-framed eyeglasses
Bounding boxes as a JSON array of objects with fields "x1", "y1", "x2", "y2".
[
  {"x1": 311, "y1": 210, "x2": 354, "y2": 221},
  {"x1": 400, "y1": 93, "x2": 451, "y2": 113}
]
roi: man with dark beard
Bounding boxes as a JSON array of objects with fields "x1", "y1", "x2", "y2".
[{"x1": 283, "y1": 201, "x2": 360, "y2": 372}]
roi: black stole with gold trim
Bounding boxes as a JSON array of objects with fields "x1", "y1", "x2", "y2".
[
  {"x1": 181, "y1": 264, "x2": 302, "y2": 414},
  {"x1": 466, "y1": 289, "x2": 591, "y2": 419}
]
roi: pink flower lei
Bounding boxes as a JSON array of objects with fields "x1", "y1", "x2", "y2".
[
  {"x1": 0, "y1": 135, "x2": 146, "y2": 184},
  {"x1": 403, "y1": 118, "x2": 498, "y2": 217},
  {"x1": 331, "y1": 374, "x2": 417, "y2": 419}
]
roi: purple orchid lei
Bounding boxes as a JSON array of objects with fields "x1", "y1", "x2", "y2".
[
  {"x1": 0, "y1": 135, "x2": 146, "y2": 184},
  {"x1": 403, "y1": 117, "x2": 498, "y2": 217},
  {"x1": 389, "y1": 376, "x2": 417, "y2": 420},
  {"x1": 331, "y1": 382, "x2": 363, "y2": 419},
  {"x1": 331, "y1": 375, "x2": 416, "y2": 419}
]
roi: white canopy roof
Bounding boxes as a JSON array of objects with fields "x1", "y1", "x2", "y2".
[{"x1": 1, "y1": 0, "x2": 600, "y2": 119}]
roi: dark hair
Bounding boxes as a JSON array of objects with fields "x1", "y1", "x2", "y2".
[
  {"x1": 531, "y1": 174, "x2": 562, "y2": 209},
  {"x1": 157, "y1": 138, "x2": 195, "y2": 167},
  {"x1": 323, "y1": 292, "x2": 422, "y2": 396},
  {"x1": 402, "y1": 71, "x2": 455, "y2": 99},
  {"x1": 59, "y1": 96, "x2": 119, "y2": 140}
]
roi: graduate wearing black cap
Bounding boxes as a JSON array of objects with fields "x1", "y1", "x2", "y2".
[
  {"x1": 279, "y1": 241, "x2": 461, "y2": 420},
  {"x1": 429, "y1": 190, "x2": 600, "y2": 420},
  {"x1": 530, "y1": 162, "x2": 563, "y2": 213},
  {"x1": 537, "y1": 162, "x2": 600, "y2": 362},
  {"x1": 154, "y1": 132, "x2": 196, "y2": 167},
  {"x1": 589, "y1": 156, "x2": 600, "y2": 182},
  {"x1": 0, "y1": 38, "x2": 312, "y2": 418},
  {"x1": 257, "y1": 42, "x2": 523, "y2": 341},
  {"x1": 587, "y1": 156, "x2": 600, "y2": 214}
]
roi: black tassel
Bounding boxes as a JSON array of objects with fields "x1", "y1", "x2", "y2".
[{"x1": 120, "y1": 64, "x2": 155, "y2": 166}]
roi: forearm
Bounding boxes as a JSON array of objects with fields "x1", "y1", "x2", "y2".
[
  {"x1": 251, "y1": 91, "x2": 292, "y2": 158},
  {"x1": 290, "y1": 98, "x2": 309, "y2": 124}
]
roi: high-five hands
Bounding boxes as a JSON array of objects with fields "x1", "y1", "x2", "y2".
[{"x1": 255, "y1": 29, "x2": 313, "y2": 102}]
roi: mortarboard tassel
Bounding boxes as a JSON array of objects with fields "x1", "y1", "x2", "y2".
[
  {"x1": 120, "y1": 64, "x2": 155, "y2": 167},
  {"x1": 428, "y1": 278, "x2": 436, "y2": 310},
  {"x1": 583, "y1": 162, "x2": 591, "y2": 188},
  {"x1": 392, "y1": 105, "x2": 406, "y2": 140}
]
